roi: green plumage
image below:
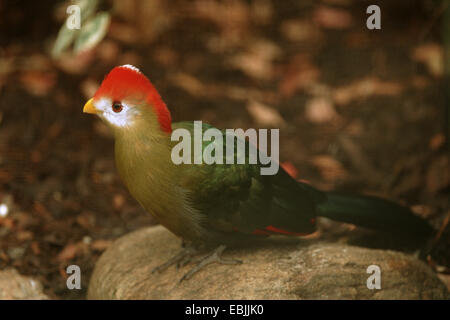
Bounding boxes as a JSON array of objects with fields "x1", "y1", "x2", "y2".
[{"x1": 114, "y1": 118, "x2": 433, "y2": 245}]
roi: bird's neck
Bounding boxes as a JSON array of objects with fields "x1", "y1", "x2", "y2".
[
  {"x1": 113, "y1": 123, "x2": 204, "y2": 241},
  {"x1": 114, "y1": 123, "x2": 174, "y2": 202}
]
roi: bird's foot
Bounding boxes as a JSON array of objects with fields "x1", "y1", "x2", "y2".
[
  {"x1": 151, "y1": 244, "x2": 198, "y2": 274},
  {"x1": 178, "y1": 245, "x2": 242, "y2": 283},
  {"x1": 152, "y1": 244, "x2": 242, "y2": 282}
]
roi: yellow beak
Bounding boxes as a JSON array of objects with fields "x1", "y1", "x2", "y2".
[{"x1": 83, "y1": 98, "x2": 98, "y2": 114}]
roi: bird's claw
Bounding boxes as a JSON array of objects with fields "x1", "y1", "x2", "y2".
[
  {"x1": 152, "y1": 244, "x2": 242, "y2": 283},
  {"x1": 178, "y1": 245, "x2": 242, "y2": 283},
  {"x1": 152, "y1": 246, "x2": 196, "y2": 274}
]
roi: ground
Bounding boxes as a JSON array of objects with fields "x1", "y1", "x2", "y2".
[{"x1": 0, "y1": 0, "x2": 448, "y2": 299}]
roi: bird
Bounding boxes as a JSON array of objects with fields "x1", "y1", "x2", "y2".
[{"x1": 83, "y1": 64, "x2": 433, "y2": 281}]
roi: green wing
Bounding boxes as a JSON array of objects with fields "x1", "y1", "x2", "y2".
[{"x1": 171, "y1": 121, "x2": 320, "y2": 236}]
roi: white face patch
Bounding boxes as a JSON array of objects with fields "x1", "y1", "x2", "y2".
[
  {"x1": 94, "y1": 98, "x2": 140, "y2": 128},
  {"x1": 120, "y1": 64, "x2": 141, "y2": 73}
]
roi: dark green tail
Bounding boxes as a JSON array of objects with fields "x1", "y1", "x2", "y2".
[{"x1": 316, "y1": 192, "x2": 434, "y2": 239}]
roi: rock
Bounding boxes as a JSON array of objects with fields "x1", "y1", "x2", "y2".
[
  {"x1": 88, "y1": 225, "x2": 449, "y2": 300},
  {"x1": 0, "y1": 269, "x2": 49, "y2": 300}
]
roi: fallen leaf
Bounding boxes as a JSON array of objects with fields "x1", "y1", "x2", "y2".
[
  {"x1": 170, "y1": 73, "x2": 206, "y2": 97},
  {"x1": 108, "y1": 21, "x2": 140, "y2": 44},
  {"x1": 250, "y1": 0, "x2": 272, "y2": 25},
  {"x1": 153, "y1": 46, "x2": 178, "y2": 66},
  {"x1": 0, "y1": 217, "x2": 14, "y2": 229},
  {"x1": 20, "y1": 71, "x2": 56, "y2": 96},
  {"x1": 113, "y1": 194, "x2": 125, "y2": 210},
  {"x1": 437, "y1": 274, "x2": 450, "y2": 292},
  {"x1": 55, "y1": 50, "x2": 95, "y2": 74},
  {"x1": 429, "y1": 134, "x2": 446, "y2": 151},
  {"x1": 17, "y1": 231, "x2": 33, "y2": 242},
  {"x1": 411, "y1": 205, "x2": 434, "y2": 219},
  {"x1": 76, "y1": 213, "x2": 95, "y2": 229},
  {"x1": 57, "y1": 243, "x2": 78, "y2": 261},
  {"x1": 246, "y1": 100, "x2": 286, "y2": 127},
  {"x1": 311, "y1": 155, "x2": 347, "y2": 182},
  {"x1": 193, "y1": 0, "x2": 250, "y2": 39},
  {"x1": 313, "y1": 6, "x2": 353, "y2": 30},
  {"x1": 91, "y1": 239, "x2": 112, "y2": 251},
  {"x1": 333, "y1": 77, "x2": 403, "y2": 105},
  {"x1": 412, "y1": 43, "x2": 444, "y2": 78},
  {"x1": 410, "y1": 75, "x2": 430, "y2": 89},
  {"x1": 305, "y1": 97, "x2": 337, "y2": 123},
  {"x1": 279, "y1": 54, "x2": 320, "y2": 96},
  {"x1": 344, "y1": 120, "x2": 363, "y2": 135},
  {"x1": 80, "y1": 78, "x2": 99, "y2": 100},
  {"x1": 96, "y1": 40, "x2": 120, "y2": 63},
  {"x1": 280, "y1": 19, "x2": 321, "y2": 42},
  {"x1": 31, "y1": 241, "x2": 40, "y2": 255},
  {"x1": 229, "y1": 40, "x2": 280, "y2": 80}
]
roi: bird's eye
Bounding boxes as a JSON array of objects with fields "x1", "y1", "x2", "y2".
[{"x1": 112, "y1": 102, "x2": 123, "y2": 113}]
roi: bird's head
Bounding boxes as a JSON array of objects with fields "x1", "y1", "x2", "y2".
[{"x1": 83, "y1": 65, "x2": 172, "y2": 134}]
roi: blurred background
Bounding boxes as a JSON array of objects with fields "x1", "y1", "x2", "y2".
[{"x1": 0, "y1": 0, "x2": 448, "y2": 299}]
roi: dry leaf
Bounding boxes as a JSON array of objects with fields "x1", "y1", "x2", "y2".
[
  {"x1": 76, "y1": 213, "x2": 95, "y2": 229},
  {"x1": 17, "y1": 231, "x2": 33, "y2": 242},
  {"x1": 153, "y1": 47, "x2": 178, "y2": 66},
  {"x1": 113, "y1": 194, "x2": 125, "y2": 210},
  {"x1": 31, "y1": 241, "x2": 40, "y2": 255},
  {"x1": 57, "y1": 243, "x2": 78, "y2": 261},
  {"x1": 437, "y1": 274, "x2": 450, "y2": 292},
  {"x1": 311, "y1": 155, "x2": 347, "y2": 181},
  {"x1": 55, "y1": 50, "x2": 95, "y2": 74},
  {"x1": 246, "y1": 100, "x2": 285, "y2": 127},
  {"x1": 410, "y1": 75, "x2": 430, "y2": 89},
  {"x1": 279, "y1": 54, "x2": 320, "y2": 96},
  {"x1": 91, "y1": 239, "x2": 112, "y2": 251},
  {"x1": 344, "y1": 120, "x2": 363, "y2": 135},
  {"x1": 429, "y1": 134, "x2": 446, "y2": 151},
  {"x1": 333, "y1": 77, "x2": 403, "y2": 105},
  {"x1": 412, "y1": 43, "x2": 444, "y2": 78},
  {"x1": 96, "y1": 40, "x2": 120, "y2": 63},
  {"x1": 411, "y1": 205, "x2": 434, "y2": 219},
  {"x1": 170, "y1": 73, "x2": 206, "y2": 97},
  {"x1": 80, "y1": 78, "x2": 99, "y2": 100},
  {"x1": 108, "y1": 22, "x2": 140, "y2": 44},
  {"x1": 193, "y1": 0, "x2": 250, "y2": 36},
  {"x1": 313, "y1": 6, "x2": 353, "y2": 30},
  {"x1": 250, "y1": 0, "x2": 272, "y2": 25},
  {"x1": 20, "y1": 71, "x2": 56, "y2": 96},
  {"x1": 0, "y1": 217, "x2": 14, "y2": 229},
  {"x1": 280, "y1": 19, "x2": 320, "y2": 42},
  {"x1": 229, "y1": 40, "x2": 280, "y2": 80},
  {"x1": 305, "y1": 97, "x2": 337, "y2": 123}
]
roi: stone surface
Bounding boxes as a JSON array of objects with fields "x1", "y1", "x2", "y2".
[
  {"x1": 88, "y1": 225, "x2": 449, "y2": 300},
  {"x1": 0, "y1": 268, "x2": 49, "y2": 300}
]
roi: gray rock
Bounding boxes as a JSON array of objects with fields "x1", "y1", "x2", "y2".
[
  {"x1": 88, "y1": 225, "x2": 449, "y2": 300},
  {"x1": 0, "y1": 268, "x2": 49, "y2": 300}
]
